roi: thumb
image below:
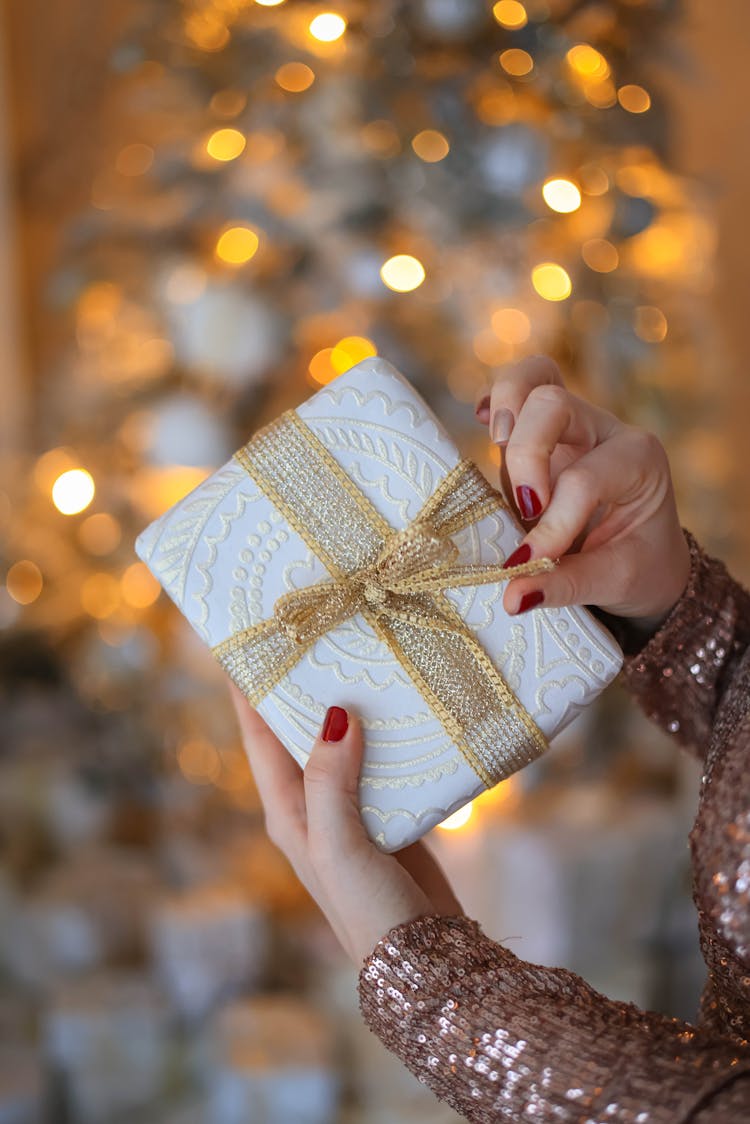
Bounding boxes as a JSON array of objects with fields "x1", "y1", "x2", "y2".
[
  {"x1": 304, "y1": 707, "x2": 370, "y2": 861},
  {"x1": 502, "y1": 546, "x2": 620, "y2": 616}
]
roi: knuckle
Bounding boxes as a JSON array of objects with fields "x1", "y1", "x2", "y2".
[
  {"x1": 560, "y1": 464, "x2": 595, "y2": 505},
  {"x1": 625, "y1": 426, "x2": 666, "y2": 465},
  {"x1": 526, "y1": 382, "x2": 568, "y2": 411},
  {"x1": 303, "y1": 757, "x2": 332, "y2": 787}
]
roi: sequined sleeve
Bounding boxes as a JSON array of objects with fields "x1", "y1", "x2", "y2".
[
  {"x1": 357, "y1": 913, "x2": 750, "y2": 1123},
  {"x1": 618, "y1": 529, "x2": 750, "y2": 754}
]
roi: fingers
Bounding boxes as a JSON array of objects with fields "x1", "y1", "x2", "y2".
[
  {"x1": 228, "y1": 682, "x2": 307, "y2": 849},
  {"x1": 501, "y1": 430, "x2": 669, "y2": 613},
  {"x1": 503, "y1": 386, "x2": 621, "y2": 518},
  {"x1": 475, "y1": 355, "x2": 565, "y2": 439},
  {"x1": 303, "y1": 708, "x2": 370, "y2": 859}
]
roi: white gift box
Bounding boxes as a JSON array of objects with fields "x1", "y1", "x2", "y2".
[{"x1": 136, "y1": 357, "x2": 622, "y2": 851}]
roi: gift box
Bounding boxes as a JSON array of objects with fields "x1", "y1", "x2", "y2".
[{"x1": 136, "y1": 357, "x2": 622, "y2": 851}]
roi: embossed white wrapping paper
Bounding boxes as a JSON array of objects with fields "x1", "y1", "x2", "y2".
[{"x1": 135, "y1": 357, "x2": 623, "y2": 852}]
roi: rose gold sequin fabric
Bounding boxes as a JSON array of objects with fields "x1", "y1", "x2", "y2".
[{"x1": 357, "y1": 530, "x2": 750, "y2": 1121}]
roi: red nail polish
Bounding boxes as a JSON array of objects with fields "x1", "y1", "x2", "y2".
[
  {"x1": 503, "y1": 542, "x2": 532, "y2": 569},
  {"x1": 516, "y1": 485, "x2": 543, "y2": 520},
  {"x1": 517, "y1": 590, "x2": 544, "y2": 614},
  {"x1": 322, "y1": 706, "x2": 349, "y2": 742}
]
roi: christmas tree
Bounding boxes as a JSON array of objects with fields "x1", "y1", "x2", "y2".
[{"x1": 0, "y1": 1, "x2": 720, "y2": 1119}]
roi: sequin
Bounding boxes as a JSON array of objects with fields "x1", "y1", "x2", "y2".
[{"x1": 358, "y1": 531, "x2": 750, "y2": 1122}]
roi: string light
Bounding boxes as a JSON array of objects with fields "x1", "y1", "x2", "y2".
[
  {"x1": 531, "y1": 262, "x2": 572, "y2": 301},
  {"x1": 331, "y1": 336, "x2": 378, "y2": 373},
  {"x1": 275, "y1": 62, "x2": 315, "y2": 92},
  {"x1": 618, "y1": 84, "x2": 651, "y2": 113},
  {"x1": 492, "y1": 1, "x2": 528, "y2": 29},
  {"x1": 215, "y1": 225, "x2": 260, "y2": 265},
  {"x1": 411, "y1": 130, "x2": 450, "y2": 163},
  {"x1": 52, "y1": 469, "x2": 95, "y2": 515},
  {"x1": 542, "y1": 177, "x2": 581, "y2": 213},
  {"x1": 634, "y1": 306, "x2": 668, "y2": 342},
  {"x1": 491, "y1": 307, "x2": 531, "y2": 343},
  {"x1": 380, "y1": 254, "x2": 426, "y2": 292},
  {"x1": 582, "y1": 238, "x2": 619, "y2": 272},
  {"x1": 206, "y1": 128, "x2": 246, "y2": 162},
  {"x1": 437, "y1": 803, "x2": 474, "y2": 831},
  {"x1": 499, "y1": 49, "x2": 534, "y2": 77},
  {"x1": 308, "y1": 13, "x2": 347, "y2": 42},
  {"x1": 566, "y1": 44, "x2": 610, "y2": 80},
  {"x1": 5, "y1": 560, "x2": 43, "y2": 606}
]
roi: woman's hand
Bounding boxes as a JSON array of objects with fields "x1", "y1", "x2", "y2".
[
  {"x1": 476, "y1": 355, "x2": 691, "y2": 630},
  {"x1": 228, "y1": 684, "x2": 464, "y2": 965}
]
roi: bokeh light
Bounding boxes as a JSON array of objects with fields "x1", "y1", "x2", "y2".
[
  {"x1": 78, "y1": 513, "x2": 122, "y2": 555},
  {"x1": 331, "y1": 336, "x2": 378, "y2": 373},
  {"x1": 634, "y1": 305, "x2": 669, "y2": 342},
  {"x1": 5, "y1": 560, "x2": 43, "y2": 605},
  {"x1": 618, "y1": 84, "x2": 651, "y2": 113},
  {"x1": 80, "y1": 572, "x2": 121, "y2": 619},
  {"x1": 491, "y1": 307, "x2": 531, "y2": 343},
  {"x1": 309, "y1": 13, "x2": 347, "y2": 42},
  {"x1": 380, "y1": 254, "x2": 426, "y2": 292},
  {"x1": 411, "y1": 130, "x2": 450, "y2": 162},
  {"x1": 215, "y1": 225, "x2": 260, "y2": 265},
  {"x1": 531, "y1": 262, "x2": 572, "y2": 301},
  {"x1": 275, "y1": 62, "x2": 315, "y2": 92},
  {"x1": 542, "y1": 177, "x2": 582, "y2": 213},
  {"x1": 582, "y1": 238, "x2": 619, "y2": 273},
  {"x1": 121, "y1": 562, "x2": 162, "y2": 608},
  {"x1": 206, "y1": 128, "x2": 246, "y2": 161},
  {"x1": 566, "y1": 44, "x2": 610, "y2": 80},
  {"x1": 492, "y1": 1, "x2": 528, "y2": 30},
  {"x1": 52, "y1": 468, "x2": 95, "y2": 515},
  {"x1": 499, "y1": 49, "x2": 534, "y2": 77},
  {"x1": 437, "y1": 803, "x2": 474, "y2": 831}
]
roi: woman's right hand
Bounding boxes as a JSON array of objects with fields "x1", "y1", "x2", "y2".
[{"x1": 475, "y1": 355, "x2": 691, "y2": 632}]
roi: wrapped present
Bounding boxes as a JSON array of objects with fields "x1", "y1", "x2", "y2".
[{"x1": 136, "y1": 357, "x2": 622, "y2": 851}]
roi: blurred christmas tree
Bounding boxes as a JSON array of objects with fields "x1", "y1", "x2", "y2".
[{"x1": 0, "y1": 1, "x2": 722, "y2": 1120}]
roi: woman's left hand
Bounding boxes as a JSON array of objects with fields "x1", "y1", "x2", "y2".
[{"x1": 228, "y1": 684, "x2": 464, "y2": 965}]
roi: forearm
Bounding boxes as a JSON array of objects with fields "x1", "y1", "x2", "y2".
[{"x1": 358, "y1": 914, "x2": 750, "y2": 1124}]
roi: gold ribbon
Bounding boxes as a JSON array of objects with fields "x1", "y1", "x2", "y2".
[{"x1": 212, "y1": 408, "x2": 555, "y2": 788}]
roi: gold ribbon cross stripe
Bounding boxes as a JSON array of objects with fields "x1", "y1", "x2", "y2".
[{"x1": 212, "y1": 408, "x2": 555, "y2": 789}]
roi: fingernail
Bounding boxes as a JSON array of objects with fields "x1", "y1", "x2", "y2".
[
  {"x1": 322, "y1": 706, "x2": 349, "y2": 742},
  {"x1": 503, "y1": 542, "x2": 532, "y2": 569},
  {"x1": 475, "y1": 393, "x2": 490, "y2": 415},
  {"x1": 490, "y1": 408, "x2": 514, "y2": 445},
  {"x1": 516, "y1": 485, "x2": 542, "y2": 520},
  {"x1": 516, "y1": 590, "x2": 544, "y2": 614}
]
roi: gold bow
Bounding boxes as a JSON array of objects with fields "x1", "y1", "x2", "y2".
[{"x1": 274, "y1": 517, "x2": 553, "y2": 647}]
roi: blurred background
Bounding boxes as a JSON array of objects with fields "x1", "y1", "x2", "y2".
[{"x1": 1, "y1": 0, "x2": 749, "y2": 1121}]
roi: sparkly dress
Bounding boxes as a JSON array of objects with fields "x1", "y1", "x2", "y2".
[{"x1": 357, "y1": 531, "x2": 750, "y2": 1122}]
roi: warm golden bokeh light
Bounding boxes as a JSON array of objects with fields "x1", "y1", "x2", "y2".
[
  {"x1": 5, "y1": 560, "x2": 43, "y2": 606},
  {"x1": 210, "y1": 89, "x2": 247, "y2": 118},
  {"x1": 577, "y1": 163, "x2": 610, "y2": 195},
  {"x1": 584, "y1": 79, "x2": 617, "y2": 109},
  {"x1": 115, "y1": 144, "x2": 154, "y2": 177},
  {"x1": 492, "y1": 0, "x2": 528, "y2": 29},
  {"x1": 255, "y1": 0, "x2": 286, "y2": 6},
  {"x1": 531, "y1": 262, "x2": 572, "y2": 301},
  {"x1": 52, "y1": 469, "x2": 95, "y2": 515},
  {"x1": 177, "y1": 739, "x2": 221, "y2": 784},
  {"x1": 308, "y1": 347, "x2": 338, "y2": 386},
  {"x1": 80, "y1": 572, "x2": 121, "y2": 619},
  {"x1": 618, "y1": 84, "x2": 651, "y2": 113},
  {"x1": 206, "y1": 127, "x2": 246, "y2": 161},
  {"x1": 380, "y1": 254, "x2": 426, "y2": 292},
  {"x1": 308, "y1": 12, "x2": 347, "y2": 42},
  {"x1": 582, "y1": 238, "x2": 619, "y2": 272},
  {"x1": 634, "y1": 305, "x2": 668, "y2": 342},
  {"x1": 165, "y1": 263, "x2": 207, "y2": 304},
  {"x1": 215, "y1": 225, "x2": 260, "y2": 265},
  {"x1": 185, "y1": 12, "x2": 230, "y2": 51},
  {"x1": 491, "y1": 306, "x2": 531, "y2": 344},
  {"x1": 499, "y1": 49, "x2": 534, "y2": 77},
  {"x1": 542, "y1": 177, "x2": 582, "y2": 214},
  {"x1": 275, "y1": 62, "x2": 315, "y2": 92},
  {"x1": 473, "y1": 330, "x2": 512, "y2": 366},
  {"x1": 78, "y1": 513, "x2": 122, "y2": 556},
  {"x1": 437, "y1": 803, "x2": 474, "y2": 831},
  {"x1": 331, "y1": 336, "x2": 378, "y2": 373},
  {"x1": 411, "y1": 129, "x2": 450, "y2": 163},
  {"x1": 361, "y1": 119, "x2": 401, "y2": 158},
  {"x1": 566, "y1": 44, "x2": 610, "y2": 80},
  {"x1": 121, "y1": 562, "x2": 162, "y2": 609}
]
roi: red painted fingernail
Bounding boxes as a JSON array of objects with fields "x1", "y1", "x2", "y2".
[
  {"x1": 517, "y1": 590, "x2": 544, "y2": 614},
  {"x1": 322, "y1": 706, "x2": 349, "y2": 742},
  {"x1": 503, "y1": 542, "x2": 532, "y2": 569},
  {"x1": 516, "y1": 485, "x2": 543, "y2": 520}
]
